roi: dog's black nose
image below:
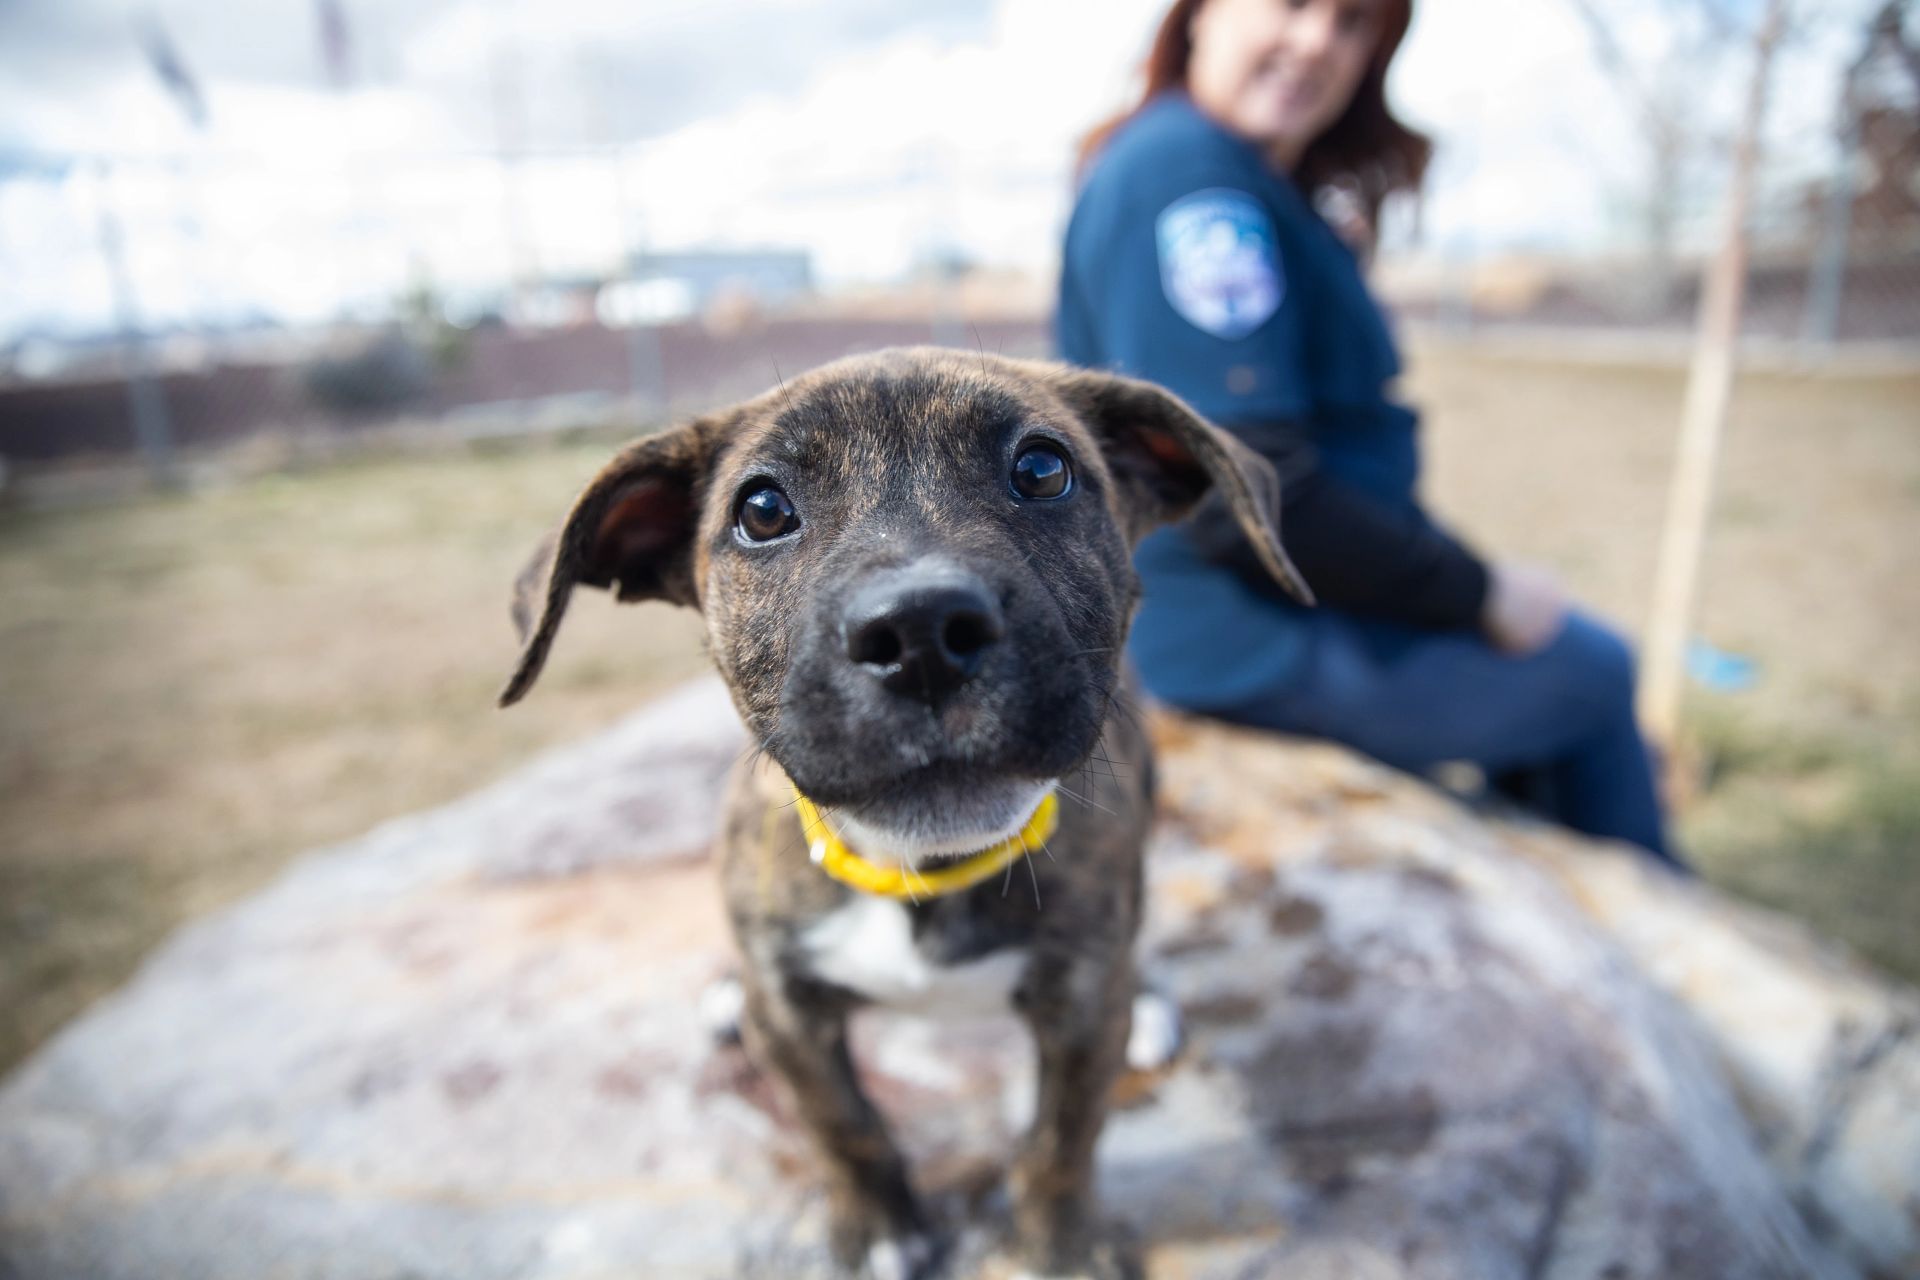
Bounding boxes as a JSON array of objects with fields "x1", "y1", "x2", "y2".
[{"x1": 844, "y1": 574, "x2": 1004, "y2": 703}]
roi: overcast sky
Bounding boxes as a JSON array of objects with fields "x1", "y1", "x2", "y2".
[{"x1": 0, "y1": 0, "x2": 1890, "y2": 342}]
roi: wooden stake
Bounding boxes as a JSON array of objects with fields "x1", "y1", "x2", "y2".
[{"x1": 1639, "y1": 0, "x2": 1791, "y2": 750}]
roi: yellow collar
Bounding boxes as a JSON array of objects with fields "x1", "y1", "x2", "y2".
[{"x1": 792, "y1": 789, "x2": 1060, "y2": 901}]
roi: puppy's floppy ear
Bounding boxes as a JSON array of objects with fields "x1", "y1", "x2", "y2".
[
  {"x1": 500, "y1": 413, "x2": 727, "y2": 708},
  {"x1": 1040, "y1": 365, "x2": 1314, "y2": 605}
]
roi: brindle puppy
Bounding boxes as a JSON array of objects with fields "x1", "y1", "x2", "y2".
[{"x1": 501, "y1": 349, "x2": 1308, "y2": 1279}]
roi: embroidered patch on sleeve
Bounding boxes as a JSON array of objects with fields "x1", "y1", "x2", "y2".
[{"x1": 1156, "y1": 189, "x2": 1284, "y2": 340}]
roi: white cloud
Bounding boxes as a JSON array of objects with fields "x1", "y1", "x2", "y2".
[{"x1": 609, "y1": 0, "x2": 1171, "y2": 281}]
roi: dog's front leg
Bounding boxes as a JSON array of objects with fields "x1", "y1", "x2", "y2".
[
  {"x1": 740, "y1": 979, "x2": 939, "y2": 1279},
  {"x1": 1010, "y1": 958, "x2": 1137, "y2": 1280}
]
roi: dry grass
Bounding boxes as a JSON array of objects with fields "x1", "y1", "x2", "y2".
[
  {"x1": 0, "y1": 440, "x2": 709, "y2": 1070},
  {"x1": 1413, "y1": 338, "x2": 1920, "y2": 979},
  {"x1": 1415, "y1": 340, "x2": 1920, "y2": 739},
  {"x1": 2, "y1": 342, "x2": 1916, "y2": 1074}
]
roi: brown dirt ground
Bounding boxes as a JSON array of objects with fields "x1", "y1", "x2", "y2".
[{"x1": 1, "y1": 338, "x2": 1915, "y2": 1074}]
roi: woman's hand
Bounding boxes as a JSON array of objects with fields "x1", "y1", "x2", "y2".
[{"x1": 1482, "y1": 562, "x2": 1569, "y2": 656}]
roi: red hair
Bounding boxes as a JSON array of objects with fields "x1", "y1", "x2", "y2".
[{"x1": 1077, "y1": 0, "x2": 1430, "y2": 227}]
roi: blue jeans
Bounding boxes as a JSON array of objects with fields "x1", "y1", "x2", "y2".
[{"x1": 1130, "y1": 536, "x2": 1676, "y2": 864}]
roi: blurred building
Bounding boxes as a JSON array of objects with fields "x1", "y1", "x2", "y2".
[{"x1": 599, "y1": 249, "x2": 814, "y2": 327}]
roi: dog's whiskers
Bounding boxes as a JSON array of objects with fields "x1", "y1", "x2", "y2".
[
  {"x1": 771, "y1": 829, "x2": 810, "y2": 863},
  {"x1": 771, "y1": 358, "x2": 795, "y2": 414},
  {"x1": 772, "y1": 798, "x2": 834, "y2": 866},
  {"x1": 731, "y1": 740, "x2": 774, "y2": 779},
  {"x1": 1056, "y1": 781, "x2": 1118, "y2": 819},
  {"x1": 1103, "y1": 690, "x2": 1151, "y2": 739},
  {"x1": 817, "y1": 803, "x2": 851, "y2": 847},
  {"x1": 1023, "y1": 849, "x2": 1043, "y2": 911},
  {"x1": 1082, "y1": 739, "x2": 1124, "y2": 780}
]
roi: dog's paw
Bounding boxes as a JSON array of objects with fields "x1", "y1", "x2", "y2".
[
  {"x1": 861, "y1": 1230, "x2": 946, "y2": 1280},
  {"x1": 1124, "y1": 989, "x2": 1183, "y2": 1073},
  {"x1": 698, "y1": 972, "x2": 744, "y2": 1047}
]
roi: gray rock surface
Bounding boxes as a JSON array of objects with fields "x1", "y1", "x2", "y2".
[{"x1": 2, "y1": 677, "x2": 1915, "y2": 1279}]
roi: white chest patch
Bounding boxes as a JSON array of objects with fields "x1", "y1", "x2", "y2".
[{"x1": 799, "y1": 896, "x2": 1027, "y2": 1015}]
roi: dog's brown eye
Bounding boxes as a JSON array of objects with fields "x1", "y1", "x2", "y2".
[
  {"x1": 737, "y1": 485, "x2": 799, "y2": 542},
  {"x1": 1011, "y1": 444, "x2": 1071, "y2": 500}
]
